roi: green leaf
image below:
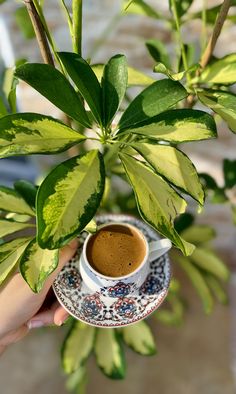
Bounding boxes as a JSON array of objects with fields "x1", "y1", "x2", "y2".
[
  {"x1": 65, "y1": 367, "x2": 87, "y2": 394},
  {"x1": 0, "y1": 238, "x2": 31, "y2": 285},
  {"x1": 204, "y1": 274, "x2": 228, "y2": 305},
  {"x1": 102, "y1": 54, "x2": 128, "y2": 127},
  {"x1": 92, "y1": 64, "x2": 155, "y2": 86},
  {"x1": 15, "y1": 6, "x2": 35, "y2": 39},
  {"x1": 0, "y1": 96, "x2": 8, "y2": 118},
  {"x1": 132, "y1": 142, "x2": 204, "y2": 204},
  {"x1": 0, "y1": 113, "x2": 86, "y2": 158},
  {"x1": 198, "y1": 90, "x2": 236, "y2": 133},
  {"x1": 5, "y1": 213, "x2": 31, "y2": 223},
  {"x1": 95, "y1": 328, "x2": 126, "y2": 379},
  {"x1": 58, "y1": 52, "x2": 102, "y2": 125},
  {"x1": 120, "y1": 321, "x2": 156, "y2": 355},
  {"x1": 232, "y1": 204, "x2": 236, "y2": 226},
  {"x1": 154, "y1": 293, "x2": 184, "y2": 326},
  {"x1": 14, "y1": 180, "x2": 37, "y2": 208},
  {"x1": 181, "y1": 225, "x2": 216, "y2": 244},
  {"x1": 154, "y1": 63, "x2": 186, "y2": 81},
  {"x1": 0, "y1": 186, "x2": 35, "y2": 216},
  {"x1": 119, "y1": 109, "x2": 217, "y2": 143},
  {"x1": 0, "y1": 218, "x2": 34, "y2": 238},
  {"x1": 176, "y1": 254, "x2": 213, "y2": 314},
  {"x1": 37, "y1": 150, "x2": 105, "y2": 249},
  {"x1": 120, "y1": 153, "x2": 194, "y2": 255},
  {"x1": 0, "y1": 237, "x2": 32, "y2": 262},
  {"x1": 198, "y1": 53, "x2": 236, "y2": 85},
  {"x1": 169, "y1": 0, "x2": 194, "y2": 18},
  {"x1": 19, "y1": 238, "x2": 59, "y2": 292},
  {"x1": 145, "y1": 39, "x2": 170, "y2": 67},
  {"x1": 118, "y1": 79, "x2": 187, "y2": 131},
  {"x1": 15, "y1": 64, "x2": 91, "y2": 127},
  {"x1": 223, "y1": 159, "x2": 236, "y2": 189},
  {"x1": 122, "y1": 0, "x2": 161, "y2": 19},
  {"x1": 190, "y1": 247, "x2": 230, "y2": 282},
  {"x1": 62, "y1": 321, "x2": 95, "y2": 374}
]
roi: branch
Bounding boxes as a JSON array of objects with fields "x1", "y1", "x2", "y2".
[
  {"x1": 200, "y1": 0, "x2": 231, "y2": 69},
  {"x1": 24, "y1": 0, "x2": 54, "y2": 66},
  {"x1": 72, "y1": 0, "x2": 83, "y2": 55}
]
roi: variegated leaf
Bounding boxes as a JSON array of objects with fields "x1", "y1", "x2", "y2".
[
  {"x1": 62, "y1": 321, "x2": 95, "y2": 374},
  {"x1": 181, "y1": 225, "x2": 216, "y2": 244},
  {"x1": 0, "y1": 218, "x2": 34, "y2": 238},
  {"x1": 0, "y1": 113, "x2": 86, "y2": 158},
  {"x1": 19, "y1": 238, "x2": 59, "y2": 292},
  {"x1": 0, "y1": 238, "x2": 31, "y2": 285},
  {"x1": 120, "y1": 153, "x2": 194, "y2": 256},
  {"x1": 198, "y1": 90, "x2": 236, "y2": 133},
  {"x1": 94, "y1": 328, "x2": 126, "y2": 379},
  {"x1": 37, "y1": 150, "x2": 105, "y2": 249},
  {"x1": 0, "y1": 186, "x2": 35, "y2": 216},
  {"x1": 119, "y1": 109, "x2": 217, "y2": 143},
  {"x1": 120, "y1": 321, "x2": 156, "y2": 355},
  {"x1": 132, "y1": 143, "x2": 204, "y2": 204},
  {"x1": 198, "y1": 53, "x2": 236, "y2": 85}
]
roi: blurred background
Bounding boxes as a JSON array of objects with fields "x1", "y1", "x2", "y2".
[{"x1": 0, "y1": 0, "x2": 236, "y2": 393}]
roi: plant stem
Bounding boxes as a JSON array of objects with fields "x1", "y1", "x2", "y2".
[
  {"x1": 200, "y1": 0, "x2": 231, "y2": 68},
  {"x1": 24, "y1": 0, "x2": 54, "y2": 65},
  {"x1": 72, "y1": 0, "x2": 83, "y2": 55},
  {"x1": 171, "y1": 0, "x2": 190, "y2": 83},
  {"x1": 200, "y1": 0, "x2": 207, "y2": 53}
]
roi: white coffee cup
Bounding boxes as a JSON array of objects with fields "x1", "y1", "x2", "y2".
[{"x1": 79, "y1": 222, "x2": 171, "y2": 297}]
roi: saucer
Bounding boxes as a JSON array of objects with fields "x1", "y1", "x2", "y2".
[{"x1": 53, "y1": 214, "x2": 171, "y2": 327}]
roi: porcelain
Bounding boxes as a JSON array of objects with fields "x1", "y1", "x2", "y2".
[
  {"x1": 80, "y1": 221, "x2": 171, "y2": 294},
  {"x1": 53, "y1": 214, "x2": 171, "y2": 327}
]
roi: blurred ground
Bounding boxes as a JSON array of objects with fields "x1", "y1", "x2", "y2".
[{"x1": 0, "y1": 0, "x2": 236, "y2": 393}]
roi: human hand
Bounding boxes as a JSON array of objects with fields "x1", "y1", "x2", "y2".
[{"x1": 0, "y1": 238, "x2": 78, "y2": 355}]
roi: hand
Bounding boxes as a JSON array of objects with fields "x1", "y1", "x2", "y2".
[{"x1": 0, "y1": 238, "x2": 78, "y2": 355}]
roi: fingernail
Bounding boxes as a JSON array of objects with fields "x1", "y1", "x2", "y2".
[{"x1": 27, "y1": 320, "x2": 44, "y2": 329}]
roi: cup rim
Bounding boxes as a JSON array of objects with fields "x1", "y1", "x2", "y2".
[{"x1": 82, "y1": 221, "x2": 149, "y2": 281}]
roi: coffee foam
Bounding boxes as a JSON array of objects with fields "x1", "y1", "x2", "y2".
[{"x1": 86, "y1": 224, "x2": 146, "y2": 277}]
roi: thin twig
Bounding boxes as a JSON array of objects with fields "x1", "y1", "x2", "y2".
[
  {"x1": 24, "y1": 0, "x2": 54, "y2": 66},
  {"x1": 200, "y1": 0, "x2": 231, "y2": 68},
  {"x1": 72, "y1": 0, "x2": 83, "y2": 55}
]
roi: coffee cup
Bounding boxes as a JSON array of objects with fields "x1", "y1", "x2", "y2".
[{"x1": 79, "y1": 222, "x2": 171, "y2": 297}]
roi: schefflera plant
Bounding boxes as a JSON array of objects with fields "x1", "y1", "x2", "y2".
[{"x1": 0, "y1": 52, "x2": 217, "y2": 292}]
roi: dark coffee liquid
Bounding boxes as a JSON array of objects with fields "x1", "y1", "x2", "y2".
[{"x1": 86, "y1": 224, "x2": 146, "y2": 277}]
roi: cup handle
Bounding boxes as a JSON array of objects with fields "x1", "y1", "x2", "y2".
[{"x1": 148, "y1": 239, "x2": 172, "y2": 261}]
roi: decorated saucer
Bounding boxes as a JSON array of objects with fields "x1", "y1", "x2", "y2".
[{"x1": 53, "y1": 214, "x2": 171, "y2": 327}]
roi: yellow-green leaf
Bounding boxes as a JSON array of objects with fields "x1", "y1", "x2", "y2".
[
  {"x1": 0, "y1": 186, "x2": 35, "y2": 216},
  {"x1": 0, "y1": 238, "x2": 31, "y2": 285},
  {"x1": 190, "y1": 247, "x2": 230, "y2": 282},
  {"x1": 62, "y1": 321, "x2": 95, "y2": 374},
  {"x1": 204, "y1": 274, "x2": 228, "y2": 305},
  {"x1": 94, "y1": 328, "x2": 126, "y2": 379},
  {"x1": 198, "y1": 90, "x2": 236, "y2": 133},
  {"x1": 176, "y1": 254, "x2": 213, "y2": 314},
  {"x1": 132, "y1": 143, "x2": 204, "y2": 204},
  {"x1": 19, "y1": 238, "x2": 59, "y2": 292},
  {"x1": 120, "y1": 321, "x2": 156, "y2": 355},
  {"x1": 37, "y1": 150, "x2": 105, "y2": 249},
  {"x1": 0, "y1": 113, "x2": 86, "y2": 158},
  {"x1": 0, "y1": 218, "x2": 34, "y2": 238},
  {"x1": 120, "y1": 153, "x2": 194, "y2": 256},
  {"x1": 198, "y1": 53, "x2": 236, "y2": 85},
  {"x1": 92, "y1": 64, "x2": 155, "y2": 86},
  {"x1": 181, "y1": 225, "x2": 216, "y2": 244}
]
